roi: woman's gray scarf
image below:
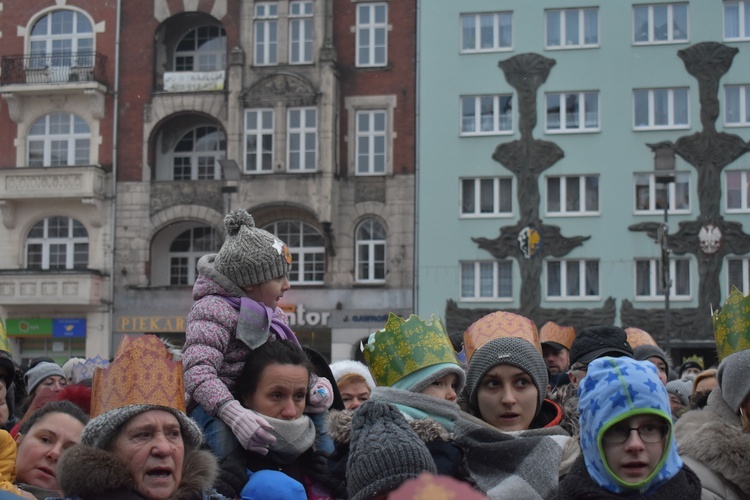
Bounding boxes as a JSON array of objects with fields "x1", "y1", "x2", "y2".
[
  {"x1": 259, "y1": 413, "x2": 316, "y2": 464},
  {"x1": 370, "y1": 386, "x2": 460, "y2": 430}
]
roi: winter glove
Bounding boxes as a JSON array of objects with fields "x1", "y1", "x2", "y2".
[
  {"x1": 218, "y1": 400, "x2": 276, "y2": 455},
  {"x1": 305, "y1": 374, "x2": 334, "y2": 414}
]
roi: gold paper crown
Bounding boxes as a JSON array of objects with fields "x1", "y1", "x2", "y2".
[
  {"x1": 0, "y1": 321, "x2": 9, "y2": 354},
  {"x1": 712, "y1": 286, "x2": 750, "y2": 361},
  {"x1": 90, "y1": 335, "x2": 186, "y2": 418},
  {"x1": 463, "y1": 311, "x2": 541, "y2": 363},
  {"x1": 362, "y1": 313, "x2": 459, "y2": 387},
  {"x1": 624, "y1": 327, "x2": 659, "y2": 349},
  {"x1": 681, "y1": 354, "x2": 704, "y2": 370},
  {"x1": 539, "y1": 321, "x2": 575, "y2": 350}
]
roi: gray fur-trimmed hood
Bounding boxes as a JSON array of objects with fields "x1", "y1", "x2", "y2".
[
  {"x1": 57, "y1": 443, "x2": 219, "y2": 499},
  {"x1": 328, "y1": 409, "x2": 451, "y2": 445}
]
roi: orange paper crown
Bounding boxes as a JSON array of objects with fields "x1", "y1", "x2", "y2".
[
  {"x1": 539, "y1": 322, "x2": 575, "y2": 350},
  {"x1": 463, "y1": 311, "x2": 541, "y2": 363},
  {"x1": 90, "y1": 335, "x2": 185, "y2": 418},
  {"x1": 624, "y1": 327, "x2": 659, "y2": 349}
]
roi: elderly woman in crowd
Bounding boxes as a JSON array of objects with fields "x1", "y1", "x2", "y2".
[
  {"x1": 329, "y1": 360, "x2": 375, "y2": 411},
  {"x1": 53, "y1": 336, "x2": 224, "y2": 500}
]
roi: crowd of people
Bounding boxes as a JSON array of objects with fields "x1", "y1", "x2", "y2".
[{"x1": 0, "y1": 208, "x2": 746, "y2": 499}]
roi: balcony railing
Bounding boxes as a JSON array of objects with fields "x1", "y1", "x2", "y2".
[
  {"x1": 0, "y1": 52, "x2": 107, "y2": 86},
  {"x1": 0, "y1": 269, "x2": 103, "y2": 306}
]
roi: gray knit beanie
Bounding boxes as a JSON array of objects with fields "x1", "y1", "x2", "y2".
[
  {"x1": 717, "y1": 348, "x2": 750, "y2": 414},
  {"x1": 213, "y1": 210, "x2": 292, "y2": 289},
  {"x1": 346, "y1": 401, "x2": 437, "y2": 500},
  {"x1": 465, "y1": 337, "x2": 548, "y2": 416},
  {"x1": 24, "y1": 361, "x2": 65, "y2": 394},
  {"x1": 633, "y1": 344, "x2": 670, "y2": 378},
  {"x1": 666, "y1": 376, "x2": 694, "y2": 407}
]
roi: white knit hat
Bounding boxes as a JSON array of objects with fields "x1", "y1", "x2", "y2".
[{"x1": 330, "y1": 360, "x2": 376, "y2": 392}]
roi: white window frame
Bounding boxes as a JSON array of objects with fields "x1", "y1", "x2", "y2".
[
  {"x1": 632, "y1": 3, "x2": 689, "y2": 44},
  {"x1": 174, "y1": 25, "x2": 227, "y2": 72},
  {"x1": 264, "y1": 221, "x2": 325, "y2": 285},
  {"x1": 724, "y1": 1, "x2": 750, "y2": 41},
  {"x1": 169, "y1": 226, "x2": 220, "y2": 285},
  {"x1": 460, "y1": 260, "x2": 513, "y2": 301},
  {"x1": 170, "y1": 126, "x2": 225, "y2": 180},
  {"x1": 545, "y1": 175, "x2": 600, "y2": 216},
  {"x1": 545, "y1": 8, "x2": 599, "y2": 49},
  {"x1": 355, "y1": 219, "x2": 386, "y2": 283},
  {"x1": 724, "y1": 85, "x2": 750, "y2": 126},
  {"x1": 289, "y1": 1, "x2": 314, "y2": 64},
  {"x1": 634, "y1": 171, "x2": 691, "y2": 214},
  {"x1": 254, "y1": 3, "x2": 278, "y2": 66},
  {"x1": 25, "y1": 217, "x2": 88, "y2": 270},
  {"x1": 244, "y1": 109, "x2": 275, "y2": 173},
  {"x1": 460, "y1": 12, "x2": 513, "y2": 53},
  {"x1": 728, "y1": 258, "x2": 750, "y2": 295},
  {"x1": 633, "y1": 87, "x2": 689, "y2": 130},
  {"x1": 355, "y1": 110, "x2": 387, "y2": 175},
  {"x1": 635, "y1": 258, "x2": 691, "y2": 300},
  {"x1": 545, "y1": 259, "x2": 600, "y2": 300},
  {"x1": 345, "y1": 95, "x2": 396, "y2": 176},
  {"x1": 287, "y1": 107, "x2": 317, "y2": 172},
  {"x1": 460, "y1": 177, "x2": 513, "y2": 218},
  {"x1": 29, "y1": 9, "x2": 95, "y2": 71},
  {"x1": 726, "y1": 170, "x2": 750, "y2": 212},
  {"x1": 27, "y1": 112, "x2": 91, "y2": 167},
  {"x1": 545, "y1": 91, "x2": 599, "y2": 133},
  {"x1": 460, "y1": 95, "x2": 513, "y2": 135},
  {"x1": 356, "y1": 3, "x2": 388, "y2": 67}
]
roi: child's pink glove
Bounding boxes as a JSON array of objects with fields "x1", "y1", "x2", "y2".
[
  {"x1": 219, "y1": 400, "x2": 276, "y2": 455},
  {"x1": 306, "y1": 374, "x2": 334, "y2": 414}
]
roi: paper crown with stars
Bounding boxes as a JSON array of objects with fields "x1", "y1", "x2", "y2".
[
  {"x1": 463, "y1": 311, "x2": 541, "y2": 363},
  {"x1": 712, "y1": 286, "x2": 750, "y2": 361},
  {"x1": 70, "y1": 354, "x2": 109, "y2": 384},
  {"x1": 90, "y1": 335, "x2": 185, "y2": 418},
  {"x1": 362, "y1": 313, "x2": 460, "y2": 387},
  {"x1": 540, "y1": 321, "x2": 575, "y2": 350},
  {"x1": 625, "y1": 327, "x2": 659, "y2": 349}
]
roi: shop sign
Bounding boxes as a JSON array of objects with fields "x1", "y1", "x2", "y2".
[
  {"x1": 52, "y1": 318, "x2": 87, "y2": 338},
  {"x1": 280, "y1": 304, "x2": 331, "y2": 328},
  {"x1": 115, "y1": 316, "x2": 186, "y2": 333},
  {"x1": 7, "y1": 318, "x2": 86, "y2": 338}
]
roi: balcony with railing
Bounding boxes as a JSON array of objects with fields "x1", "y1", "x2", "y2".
[
  {"x1": 0, "y1": 269, "x2": 103, "y2": 307},
  {"x1": 0, "y1": 52, "x2": 108, "y2": 87}
]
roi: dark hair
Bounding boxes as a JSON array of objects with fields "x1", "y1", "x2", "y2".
[
  {"x1": 233, "y1": 341, "x2": 313, "y2": 403},
  {"x1": 19, "y1": 400, "x2": 89, "y2": 435}
]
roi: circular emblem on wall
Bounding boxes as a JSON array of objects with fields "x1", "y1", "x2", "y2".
[
  {"x1": 518, "y1": 226, "x2": 542, "y2": 259},
  {"x1": 698, "y1": 224, "x2": 722, "y2": 254}
]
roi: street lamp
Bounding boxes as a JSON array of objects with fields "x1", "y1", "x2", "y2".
[
  {"x1": 649, "y1": 143, "x2": 676, "y2": 356},
  {"x1": 218, "y1": 159, "x2": 241, "y2": 212}
]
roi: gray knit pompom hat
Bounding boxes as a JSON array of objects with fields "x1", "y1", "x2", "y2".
[
  {"x1": 213, "y1": 210, "x2": 292, "y2": 288},
  {"x1": 465, "y1": 337, "x2": 548, "y2": 417},
  {"x1": 717, "y1": 348, "x2": 750, "y2": 414}
]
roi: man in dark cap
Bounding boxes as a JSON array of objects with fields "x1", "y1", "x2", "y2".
[{"x1": 567, "y1": 325, "x2": 634, "y2": 390}]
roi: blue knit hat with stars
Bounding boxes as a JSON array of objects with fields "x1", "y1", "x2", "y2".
[{"x1": 577, "y1": 357, "x2": 682, "y2": 495}]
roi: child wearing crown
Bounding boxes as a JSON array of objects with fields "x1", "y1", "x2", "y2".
[{"x1": 182, "y1": 210, "x2": 334, "y2": 461}]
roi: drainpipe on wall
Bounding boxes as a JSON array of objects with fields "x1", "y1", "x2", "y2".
[{"x1": 413, "y1": 0, "x2": 421, "y2": 314}]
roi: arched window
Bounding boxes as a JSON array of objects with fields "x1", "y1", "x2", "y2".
[
  {"x1": 174, "y1": 26, "x2": 227, "y2": 72},
  {"x1": 172, "y1": 126, "x2": 226, "y2": 180},
  {"x1": 29, "y1": 10, "x2": 94, "y2": 72},
  {"x1": 169, "y1": 226, "x2": 220, "y2": 285},
  {"x1": 355, "y1": 219, "x2": 386, "y2": 283},
  {"x1": 28, "y1": 112, "x2": 90, "y2": 167},
  {"x1": 26, "y1": 217, "x2": 88, "y2": 270},
  {"x1": 264, "y1": 221, "x2": 325, "y2": 284}
]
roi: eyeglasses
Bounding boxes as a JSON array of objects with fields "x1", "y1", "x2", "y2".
[{"x1": 602, "y1": 423, "x2": 669, "y2": 445}]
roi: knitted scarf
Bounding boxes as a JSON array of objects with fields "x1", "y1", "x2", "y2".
[
  {"x1": 370, "y1": 386, "x2": 460, "y2": 431},
  {"x1": 222, "y1": 297, "x2": 300, "y2": 349},
  {"x1": 261, "y1": 413, "x2": 316, "y2": 465}
]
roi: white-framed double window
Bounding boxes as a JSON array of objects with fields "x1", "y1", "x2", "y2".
[
  {"x1": 174, "y1": 25, "x2": 226, "y2": 71},
  {"x1": 726, "y1": 170, "x2": 750, "y2": 212},
  {"x1": 633, "y1": 88, "x2": 689, "y2": 129},
  {"x1": 545, "y1": 92, "x2": 599, "y2": 132},
  {"x1": 545, "y1": 8, "x2": 599, "y2": 49},
  {"x1": 171, "y1": 126, "x2": 225, "y2": 180},
  {"x1": 635, "y1": 258, "x2": 691, "y2": 299},
  {"x1": 254, "y1": 3, "x2": 278, "y2": 66},
  {"x1": 725, "y1": 85, "x2": 750, "y2": 126},
  {"x1": 460, "y1": 177, "x2": 513, "y2": 217},
  {"x1": 264, "y1": 221, "x2": 325, "y2": 285},
  {"x1": 29, "y1": 9, "x2": 94, "y2": 71},
  {"x1": 546, "y1": 259, "x2": 599, "y2": 300},
  {"x1": 633, "y1": 3, "x2": 688, "y2": 44},
  {"x1": 460, "y1": 95, "x2": 513, "y2": 135},
  {"x1": 287, "y1": 107, "x2": 317, "y2": 172},
  {"x1": 724, "y1": 1, "x2": 750, "y2": 40},
  {"x1": 460, "y1": 12, "x2": 513, "y2": 53},
  {"x1": 28, "y1": 112, "x2": 90, "y2": 167},
  {"x1": 356, "y1": 110, "x2": 387, "y2": 175},
  {"x1": 169, "y1": 226, "x2": 220, "y2": 285},
  {"x1": 356, "y1": 3, "x2": 388, "y2": 67},
  {"x1": 355, "y1": 219, "x2": 386, "y2": 283},
  {"x1": 634, "y1": 172, "x2": 690, "y2": 214},
  {"x1": 244, "y1": 109, "x2": 274, "y2": 173},
  {"x1": 728, "y1": 258, "x2": 750, "y2": 294},
  {"x1": 460, "y1": 261, "x2": 513, "y2": 301},
  {"x1": 26, "y1": 217, "x2": 88, "y2": 270},
  {"x1": 289, "y1": 1, "x2": 314, "y2": 64},
  {"x1": 546, "y1": 175, "x2": 599, "y2": 216}
]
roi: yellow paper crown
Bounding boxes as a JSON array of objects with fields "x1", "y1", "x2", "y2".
[
  {"x1": 362, "y1": 313, "x2": 459, "y2": 387},
  {"x1": 464, "y1": 311, "x2": 541, "y2": 363},
  {"x1": 90, "y1": 335, "x2": 185, "y2": 418},
  {"x1": 681, "y1": 354, "x2": 704, "y2": 370},
  {"x1": 0, "y1": 321, "x2": 9, "y2": 354},
  {"x1": 624, "y1": 327, "x2": 659, "y2": 349},
  {"x1": 712, "y1": 286, "x2": 750, "y2": 361},
  {"x1": 539, "y1": 321, "x2": 575, "y2": 350}
]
